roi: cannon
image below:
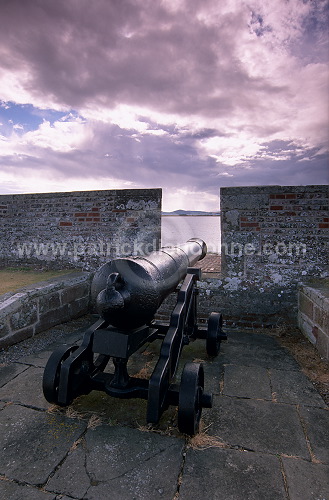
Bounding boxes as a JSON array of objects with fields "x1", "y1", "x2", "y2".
[{"x1": 43, "y1": 238, "x2": 226, "y2": 435}]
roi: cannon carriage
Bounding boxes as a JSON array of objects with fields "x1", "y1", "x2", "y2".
[{"x1": 43, "y1": 238, "x2": 226, "y2": 435}]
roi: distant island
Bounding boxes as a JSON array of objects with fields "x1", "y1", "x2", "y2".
[{"x1": 162, "y1": 209, "x2": 220, "y2": 216}]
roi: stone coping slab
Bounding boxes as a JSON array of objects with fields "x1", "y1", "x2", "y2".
[{"x1": 0, "y1": 272, "x2": 92, "y2": 349}]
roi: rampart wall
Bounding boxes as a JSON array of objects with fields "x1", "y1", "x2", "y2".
[
  {"x1": 220, "y1": 185, "x2": 328, "y2": 282},
  {"x1": 209, "y1": 185, "x2": 328, "y2": 327},
  {"x1": 0, "y1": 189, "x2": 162, "y2": 269}
]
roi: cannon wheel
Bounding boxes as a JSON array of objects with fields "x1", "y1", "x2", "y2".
[
  {"x1": 206, "y1": 312, "x2": 223, "y2": 357},
  {"x1": 178, "y1": 362, "x2": 204, "y2": 436},
  {"x1": 43, "y1": 345, "x2": 79, "y2": 405}
]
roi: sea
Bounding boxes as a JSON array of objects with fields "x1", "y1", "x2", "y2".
[{"x1": 161, "y1": 215, "x2": 221, "y2": 254}]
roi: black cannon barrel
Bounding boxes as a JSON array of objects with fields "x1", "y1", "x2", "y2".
[{"x1": 91, "y1": 238, "x2": 207, "y2": 329}]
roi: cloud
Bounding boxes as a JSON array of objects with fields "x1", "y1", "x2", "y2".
[{"x1": 0, "y1": 0, "x2": 328, "y2": 211}]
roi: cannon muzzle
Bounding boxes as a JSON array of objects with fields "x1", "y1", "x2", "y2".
[{"x1": 91, "y1": 238, "x2": 207, "y2": 329}]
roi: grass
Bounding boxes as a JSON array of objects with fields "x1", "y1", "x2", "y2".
[{"x1": 0, "y1": 268, "x2": 75, "y2": 296}]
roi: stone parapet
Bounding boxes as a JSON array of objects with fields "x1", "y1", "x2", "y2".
[
  {"x1": 0, "y1": 188, "x2": 161, "y2": 269},
  {"x1": 156, "y1": 274, "x2": 296, "y2": 329},
  {"x1": 0, "y1": 272, "x2": 92, "y2": 349},
  {"x1": 298, "y1": 282, "x2": 329, "y2": 360},
  {"x1": 219, "y1": 185, "x2": 328, "y2": 326}
]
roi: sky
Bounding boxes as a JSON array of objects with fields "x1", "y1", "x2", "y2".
[{"x1": 0, "y1": 0, "x2": 328, "y2": 212}]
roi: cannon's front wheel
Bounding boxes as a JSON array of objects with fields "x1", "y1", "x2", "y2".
[
  {"x1": 206, "y1": 312, "x2": 223, "y2": 357},
  {"x1": 43, "y1": 345, "x2": 79, "y2": 405},
  {"x1": 178, "y1": 362, "x2": 205, "y2": 435}
]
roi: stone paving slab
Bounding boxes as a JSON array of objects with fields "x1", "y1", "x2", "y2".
[
  {"x1": 298, "y1": 406, "x2": 329, "y2": 463},
  {"x1": 269, "y1": 368, "x2": 326, "y2": 407},
  {"x1": 220, "y1": 341, "x2": 300, "y2": 371},
  {"x1": 194, "y1": 253, "x2": 221, "y2": 273},
  {"x1": 282, "y1": 457, "x2": 329, "y2": 500},
  {"x1": 70, "y1": 389, "x2": 176, "y2": 430},
  {"x1": 204, "y1": 396, "x2": 311, "y2": 459},
  {"x1": 0, "y1": 404, "x2": 87, "y2": 485},
  {"x1": 46, "y1": 425, "x2": 184, "y2": 500},
  {"x1": 176, "y1": 338, "x2": 224, "y2": 394},
  {"x1": 223, "y1": 365, "x2": 272, "y2": 400},
  {"x1": 179, "y1": 447, "x2": 287, "y2": 500},
  {"x1": 0, "y1": 480, "x2": 56, "y2": 500},
  {"x1": 17, "y1": 349, "x2": 58, "y2": 368},
  {"x1": 224, "y1": 330, "x2": 282, "y2": 348},
  {"x1": 0, "y1": 362, "x2": 29, "y2": 388},
  {"x1": 201, "y1": 358, "x2": 224, "y2": 395},
  {"x1": 0, "y1": 365, "x2": 48, "y2": 409}
]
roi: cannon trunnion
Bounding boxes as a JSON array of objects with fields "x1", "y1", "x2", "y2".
[{"x1": 43, "y1": 239, "x2": 226, "y2": 435}]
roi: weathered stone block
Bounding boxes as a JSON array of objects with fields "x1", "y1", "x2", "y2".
[
  {"x1": 36, "y1": 304, "x2": 70, "y2": 334},
  {"x1": 298, "y1": 283, "x2": 329, "y2": 360},
  {"x1": 298, "y1": 312, "x2": 316, "y2": 344},
  {"x1": 0, "y1": 326, "x2": 35, "y2": 349},
  {"x1": 9, "y1": 300, "x2": 38, "y2": 330},
  {"x1": 60, "y1": 284, "x2": 90, "y2": 305},
  {"x1": 0, "y1": 320, "x2": 10, "y2": 340},
  {"x1": 69, "y1": 297, "x2": 90, "y2": 318},
  {"x1": 315, "y1": 328, "x2": 329, "y2": 360},
  {"x1": 313, "y1": 305, "x2": 324, "y2": 329},
  {"x1": 298, "y1": 292, "x2": 313, "y2": 319},
  {"x1": 38, "y1": 292, "x2": 61, "y2": 314}
]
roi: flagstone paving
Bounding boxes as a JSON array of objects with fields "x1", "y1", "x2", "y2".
[{"x1": 0, "y1": 316, "x2": 328, "y2": 499}]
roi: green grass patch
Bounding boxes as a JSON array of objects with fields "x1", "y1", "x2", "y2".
[{"x1": 0, "y1": 269, "x2": 75, "y2": 295}]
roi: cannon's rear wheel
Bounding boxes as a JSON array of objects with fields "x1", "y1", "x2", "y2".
[
  {"x1": 206, "y1": 312, "x2": 223, "y2": 357},
  {"x1": 178, "y1": 362, "x2": 204, "y2": 435},
  {"x1": 43, "y1": 345, "x2": 79, "y2": 405}
]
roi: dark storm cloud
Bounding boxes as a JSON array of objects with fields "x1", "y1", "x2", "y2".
[
  {"x1": 0, "y1": 0, "x2": 328, "y2": 209},
  {"x1": 0, "y1": 0, "x2": 283, "y2": 115}
]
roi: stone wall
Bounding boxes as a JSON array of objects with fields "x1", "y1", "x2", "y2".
[
  {"x1": 221, "y1": 185, "x2": 328, "y2": 279},
  {"x1": 0, "y1": 189, "x2": 161, "y2": 269},
  {"x1": 298, "y1": 282, "x2": 329, "y2": 360},
  {"x1": 0, "y1": 272, "x2": 92, "y2": 349},
  {"x1": 216, "y1": 185, "x2": 328, "y2": 326}
]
